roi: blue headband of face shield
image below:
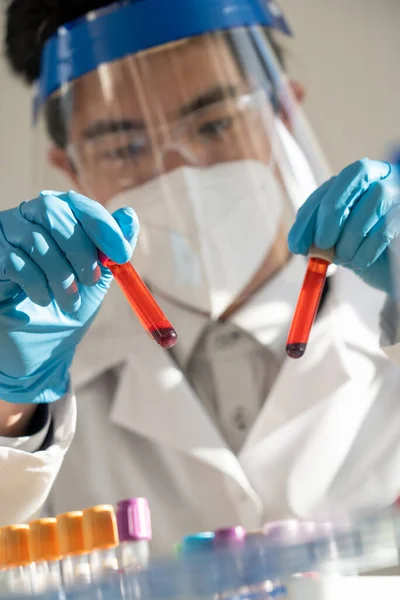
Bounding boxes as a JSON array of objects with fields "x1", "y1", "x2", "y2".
[{"x1": 38, "y1": 0, "x2": 291, "y2": 107}]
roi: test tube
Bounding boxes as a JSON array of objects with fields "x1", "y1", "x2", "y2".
[
  {"x1": 181, "y1": 533, "x2": 217, "y2": 600},
  {"x1": 214, "y1": 527, "x2": 246, "y2": 599},
  {"x1": 311, "y1": 522, "x2": 359, "y2": 576},
  {"x1": 0, "y1": 525, "x2": 33, "y2": 596},
  {"x1": 29, "y1": 518, "x2": 63, "y2": 594},
  {"x1": 98, "y1": 253, "x2": 177, "y2": 349},
  {"x1": 264, "y1": 520, "x2": 324, "y2": 581},
  {"x1": 286, "y1": 248, "x2": 334, "y2": 359},
  {"x1": 243, "y1": 531, "x2": 286, "y2": 598},
  {"x1": 82, "y1": 505, "x2": 120, "y2": 583},
  {"x1": 57, "y1": 511, "x2": 92, "y2": 590},
  {"x1": 0, "y1": 542, "x2": 5, "y2": 596},
  {"x1": 116, "y1": 498, "x2": 152, "y2": 572}
]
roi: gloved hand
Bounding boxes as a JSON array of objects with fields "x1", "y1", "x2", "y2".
[
  {"x1": 0, "y1": 190, "x2": 139, "y2": 404},
  {"x1": 288, "y1": 158, "x2": 400, "y2": 295}
]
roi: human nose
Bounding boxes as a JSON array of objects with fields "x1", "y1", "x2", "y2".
[{"x1": 159, "y1": 143, "x2": 198, "y2": 173}]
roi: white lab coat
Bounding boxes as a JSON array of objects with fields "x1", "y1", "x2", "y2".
[{"x1": 1, "y1": 265, "x2": 400, "y2": 553}]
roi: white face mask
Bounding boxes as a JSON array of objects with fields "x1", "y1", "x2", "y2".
[{"x1": 106, "y1": 160, "x2": 284, "y2": 318}]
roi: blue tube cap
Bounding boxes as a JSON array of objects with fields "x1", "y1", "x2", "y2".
[{"x1": 182, "y1": 532, "x2": 215, "y2": 555}]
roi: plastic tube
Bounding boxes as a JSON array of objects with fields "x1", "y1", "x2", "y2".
[
  {"x1": 99, "y1": 254, "x2": 177, "y2": 349},
  {"x1": 286, "y1": 248, "x2": 334, "y2": 359},
  {"x1": 29, "y1": 518, "x2": 63, "y2": 594},
  {"x1": 0, "y1": 525, "x2": 33, "y2": 596},
  {"x1": 116, "y1": 498, "x2": 152, "y2": 572},
  {"x1": 82, "y1": 505, "x2": 120, "y2": 583},
  {"x1": 57, "y1": 511, "x2": 92, "y2": 590}
]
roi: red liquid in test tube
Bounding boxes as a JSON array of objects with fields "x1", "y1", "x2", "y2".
[
  {"x1": 99, "y1": 253, "x2": 177, "y2": 349},
  {"x1": 286, "y1": 257, "x2": 330, "y2": 359}
]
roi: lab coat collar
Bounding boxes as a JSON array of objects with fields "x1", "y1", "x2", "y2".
[
  {"x1": 109, "y1": 285, "x2": 355, "y2": 502},
  {"x1": 72, "y1": 260, "x2": 355, "y2": 501},
  {"x1": 72, "y1": 253, "x2": 306, "y2": 388},
  {"x1": 107, "y1": 256, "x2": 306, "y2": 501},
  {"x1": 108, "y1": 270, "x2": 360, "y2": 503},
  {"x1": 71, "y1": 279, "x2": 259, "y2": 498},
  {"x1": 109, "y1": 335, "x2": 260, "y2": 499},
  {"x1": 164, "y1": 253, "x2": 308, "y2": 369}
]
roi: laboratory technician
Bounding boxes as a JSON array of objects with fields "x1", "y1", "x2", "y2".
[{"x1": 1, "y1": 0, "x2": 400, "y2": 552}]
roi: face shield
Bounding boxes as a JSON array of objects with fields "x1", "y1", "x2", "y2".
[
  {"x1": 32, "y1": 0, "x2": 400, "y2": 518},
  {"x1": 34, "y1": 0, "x2": 331, "y2": 319}
]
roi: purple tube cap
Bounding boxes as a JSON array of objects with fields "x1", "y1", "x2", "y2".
[
  {"x1": 116, "y1": 498, "x2": 152, "y2": 542},
  {"x1": 214, "y1": 526, "x2": 246, "y2": 547}
]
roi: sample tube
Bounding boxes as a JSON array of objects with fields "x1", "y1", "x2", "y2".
[
  {"x1": 214, "y1": 527, "x2": 246, "y2": 599},
  {"x1": 181, "y1": 533, "x2": 217, "y2": 600},
  {"x1": 82, "y1": 505, "x2": 120, "y2": 583},
  {"x1": 98, "y1": 253, "x2": 177, "y2": 349},
  {"x1": 0, "y1": 544, "x2": 5, "y2": 596},
  {"x1": 29, "y1": 518, "x2": 63, "y2": 594},
  {"x1": 243, "y1": 531, "x2": 287, "y2": 598},
  {"x1": 116, "y1": 498, "x2": 152, "y2": 572},
  {"x1": 0, "y1": 525, "x2": 33, "y2": 596},
  {"x1": 311, "y1": 522, "x2": 358, "y2": 576},
  {"x1": 286, "y1": 249, "x2": 333, "y2": 359},
  {"x1": 263, "y1": 521, "x2": 317, "y2": 578},
  {"x1": 394, "y1": 503, "x2": 400, "y2": 563},
  {"x1": 57, "y1": 511, "x2": 91, "y2": 590},
  {"x1": 357, "y1": 510, "x2": 399, "y2": 573}
]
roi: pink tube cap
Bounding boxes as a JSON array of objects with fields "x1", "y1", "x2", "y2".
[
  {"x1": 116, "y1": 498, "x2": 152, "y2": 542},
  {"x1": 214, "y1": 526, "x2": 246, "y2": 547}
]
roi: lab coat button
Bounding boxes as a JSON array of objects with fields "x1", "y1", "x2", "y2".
[
  {"x1": 233, "y1": 406, "x2": 249, "y2": 431},
  {"x1": 216, "y1": 330, "x2": 242, "y2": 349}
]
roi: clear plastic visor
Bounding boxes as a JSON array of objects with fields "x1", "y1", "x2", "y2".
[{"x1": 34, "y1": 27, "x2": 331, "y2": 318}]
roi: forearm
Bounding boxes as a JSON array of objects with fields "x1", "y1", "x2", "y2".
[
  {"x1": 0, "y1": 392, "x2": 76, "y2": 527},
  {"x1": 0, "y1": 400, "x2": 37, "y2": 437}
]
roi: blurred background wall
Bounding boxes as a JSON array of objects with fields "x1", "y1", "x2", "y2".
[
  {"x1": 0, "y1": 0, "x2": 399, "y2": 207},
  {"x1": 278, "y1": 0, "x2": 400, "y2": 170}
]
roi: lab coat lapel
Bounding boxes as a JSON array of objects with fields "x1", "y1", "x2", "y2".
[
  {"x1": 240, "y1": 302, "x2": 350, "y2": 453},
  {"x1": 73, "y1": 282, "x2": 252, "y2": 494},
  {"x1": 109, "y1": 330, "x2": 257, "y2": 496},
  {"x1": 228, "y1": 255, "x2": 353, "y2": 452},
  {"x1": 238, "y1": 293, "x2": 383, "y2": 518}
]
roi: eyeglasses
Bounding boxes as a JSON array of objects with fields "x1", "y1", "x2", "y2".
[{"x1": 69, "y1": 89, "x2": 274, "y2": 187}]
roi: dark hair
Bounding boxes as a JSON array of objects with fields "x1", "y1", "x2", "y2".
[
  {"x1": 5, "y1": 0, "x2": 286, "y2": 147},
  {"x1": 5, "y1": 0, "x2": 120, "y2": 84}
]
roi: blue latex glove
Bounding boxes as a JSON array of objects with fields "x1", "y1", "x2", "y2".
[
  {"x1": 288, "y1": 159, "x2": 400, "y2": 295},
  {"x1": 0, "y1": 190, "x2": 139, "y2": 404}
]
